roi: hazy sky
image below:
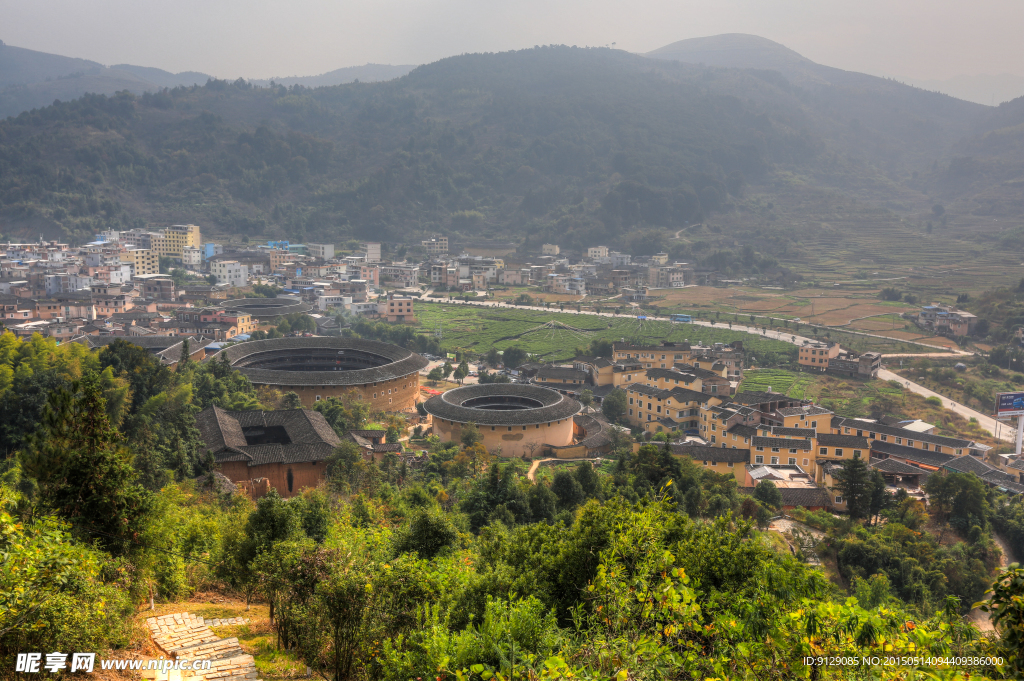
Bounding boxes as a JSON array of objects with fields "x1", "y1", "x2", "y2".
[{"x1": 3, "y1": 0, "x2": 1023, "y2": 81}]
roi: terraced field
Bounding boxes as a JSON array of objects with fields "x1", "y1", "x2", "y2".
[
  {"x1": 415, "y1": 303, "x2": 794, "y2": 361},
  {"x1": 737, "y1": 369, "x2": 819, "y2": 398}
]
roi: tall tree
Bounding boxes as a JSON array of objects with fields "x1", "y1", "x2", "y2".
[
  {"x1": 602, "y1": 388, "x2": 627, "y2": 423},
  {"x1": 20, "y1": 374, "x2": 152, "y2": 556},
  {"x1": 832, "y1": 458, "x2": 872, "y2": 521}
]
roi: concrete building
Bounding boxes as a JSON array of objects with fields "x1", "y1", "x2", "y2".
[
  {"x1": 422, "y1": 235, "x2": 449, "y2": 255},
  {"x1": 381, "y1": 293, "x2": 416, "y2": 322},
  {"x1": 587, "y1": 246, "x2": 609, "y2": 259},
  {"x1": 210, "y1": 260, "x2": 248, "y2": 288},
  {"x1": 359, "y1": 242, "x2": 380, "y2": 262},
  {"x1": 307, "y1": 243, "x2": 337, "y2": 261},
  {"x1": 542, "y1": 244, "x2": 560, "y2": 255},
  {"x1": 122, "y1": 248, "x2": 160, "y2": 277},
  {"x1": 181, "y1": 246, "x2": 202, "y2": 268}
]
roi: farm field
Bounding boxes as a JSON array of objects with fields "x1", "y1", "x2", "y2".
[{"x1": 415, "y1": 302, "x2": 794, "y2": 362}]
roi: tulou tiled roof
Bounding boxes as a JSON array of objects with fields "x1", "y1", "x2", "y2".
[
  {"x1": 197, "y1": 405, "x2": 341, "y2": 467},
  {"x1": 214, "y1": 337, "x2": 429, "y2": 387},
  {"x1": 423, "y1": 384, "x2": 580, "y2": 426}
]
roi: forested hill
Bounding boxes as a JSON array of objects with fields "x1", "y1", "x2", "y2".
[{"x1": 0, "y1": 44, "x2": 999, "y2": 249}]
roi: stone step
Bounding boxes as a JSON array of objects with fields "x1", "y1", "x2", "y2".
[{"x1": 145, "y1": 612, "x2": 259, "y2": 681}]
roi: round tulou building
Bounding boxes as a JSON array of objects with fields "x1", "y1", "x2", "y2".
[
  {"x1": 423, "y1": 384, "x2": 581, "y2": 458},
  {"x1": 221, "y1": 296, "x2": 312, "y2": 321},
  {"x1": 214, "y1": 337, "x2": 428, "y2": 410}
]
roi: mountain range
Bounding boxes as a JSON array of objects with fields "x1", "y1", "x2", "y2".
[{"x1": 1, "y1": 33, "x2": 1023, "y2": 287}]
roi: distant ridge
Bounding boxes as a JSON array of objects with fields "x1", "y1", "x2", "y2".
[{"x1": 248, "y1": 64, "x2": 416, "y2": 88}]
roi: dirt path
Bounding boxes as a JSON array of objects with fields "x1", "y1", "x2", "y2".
[
  {"x1": 526, "y1": 457, "x2": 594, "y2": 481},
  {"x1": 968, "y1": 534, "x2": 1015, "y2": 631}
]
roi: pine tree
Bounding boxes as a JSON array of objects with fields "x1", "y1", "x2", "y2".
[{"x1": 21, "y1": 373, "x2": 152, "y2": 556}]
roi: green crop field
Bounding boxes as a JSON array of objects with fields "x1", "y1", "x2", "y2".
[
  {"x1": 736, "y1": 369, "x2": 819, "y2": 398},
  {"x1": 415, "y1": 302, "x2": 794, "y2": 362}
]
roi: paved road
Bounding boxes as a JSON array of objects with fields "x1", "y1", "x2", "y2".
[{"x1": 877, "y1": 368, "x2": 1012, "y2": 442}]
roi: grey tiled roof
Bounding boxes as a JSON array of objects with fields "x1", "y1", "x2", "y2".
[
  {"x1": 1009, "y1": 459, "x2": 1024, "y2": 471},
  {"x1": 423, "y1": 384, "x2": 580, "y2": 426},
  {"x1": 731, "y1": 391, "x2": 784, "y2": 405},
  {"x1": 727, "y1": 424, "x2": 758, "y2": 438},
  {"x1": 645, "y1": 367, "x2": 700, "y2": 384},
  {"x1": 771, "y1": 426, "x2": 817, "y2": 438},
  {"x1": 834, "y1": 417, "x2": 974, "y2": 449},
  {"x1": 777, "y1": 405, "x2": 832, "y2": 417},
  {"x1": 738, "y1": 486, "x2": 833, "y2": 508},
  {"x1": 871, "y1": 458, "x2": 928, "y2": 475},
  {"x1": 870, "y1": 440, "x2": 957, "y2": 467},
  {"x1": 816, "y1": 433, "x2": 870, "y2": 449},
  {"x1": 943, "y1": 455, "x2": 998, "y2": 476},
  {"x1": 215, "y1": 337, "x2": 428, "y2": 386},
  {"x1": 198, "y1": 406, "x2": 340, "y2": 463},
  {"x1": 672, "y1": 444, "x2": 749, "y2": 463},
  {"x1": 752, "y1": 436, "x2": 812, "y2": 451},
  {"x1": 575, "y1": 414, "x2": 613, "y2": 449},
  {"x1": 221, "y1": 296, "x2": 312, "y2": 319}
]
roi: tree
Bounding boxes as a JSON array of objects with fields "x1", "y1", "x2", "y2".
[
  {"x1": 427, "y1": 367, "x2": 443, "y2": 383},
  {"x1": 486, "y1": 347, "x2": 501, "y2": 367},
  {"x1": 551, "y1": 471, "x2": 585, "y2": 511},
  {"x1": 502, "y1": 346, "x2": 528, "y2": 369},
  {"x1": 460, "y1": 422, "x2": 482, "y2": 449},
  {"x1": 976, "y1": 564, "x2": 1024, "y2": 675},
  {"x1": 925, "y1": 472, "x2": 988, "y2": 533},
  {"x1": 579, "y1": 389, "x2": 594, "y2": 409},
  {"x1": 867, "y1": 470, "x2": 889, "y2": 525},
  {"x1": 392, "y1": 509, "x2": 458, "y2": 559},
  {"x1": 602, "y1": 388, "x2": 627, "y2": 423},
  {"x1": 588, "y1": 339, "x2": 613, "y2": 357},
  {"x1": 831, "y1": 457, "x2": 872, "y2": 521},
  {"x1": 752, "y1": 481, "x2": 782, "y2": 511},
  {"x1": 441, "y1": 361, "x2": 453, "y2": 381},
  {"x1": 20, "y1": 374, "x2": 153, "y2": 556},
  {"x1": 454, "y1": 359, "x2": 469, "y2": 385},
  {"x1": 282, "y1": 391, "x2": 303, "y2": 409}
]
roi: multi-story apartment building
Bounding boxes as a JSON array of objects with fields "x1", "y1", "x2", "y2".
[
  {"x1": 308, "y1": 243, "x2": 338, "y2": 261},
  {"x1": 587, "y1": 246, "x2": 609, "y2": 259},
  {"x1": 151, "y1": 224, "x2": 201, "y2": 258},
  {"x1": 541, "y1": 244, "x2": 560, "y2": 255},
  {"x1": 358, "y1": 242, "x2": 379, "y2": 262},
  {"x1": 612, "y1": 341, "x2": 692, "y2": 368},
  {"x1": 380, "y1": 264, "x2": 420, "y2": 286},
  {"x1": 210, "y1": 260, "x2": 247, "y2": 288},
  {"x1": 422, "y1": 235, "x2": 449, "y2": 255},
  {"x1": 797, "y1": 341, "x2": 842, "y2": 369},
  {"x1": 181, "y1": 246, "x2": 202, "y2": 268},
  {"x1": 381, "y1": 293, "x2": 416, "y2": 323},
  {"x1": 919, "y1": 304, "x2": 978, "y2": 336},
  {"x1": 121, "y1": 248, "x2": 160, "y2": 276}
]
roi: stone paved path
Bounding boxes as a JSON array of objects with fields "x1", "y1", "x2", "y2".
[{"x1": 145, "y1": 612, "x2": 257, "y2": 681}]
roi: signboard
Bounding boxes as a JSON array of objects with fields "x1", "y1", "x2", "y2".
[{"x1": 996, "y1": 392, "x2": 1024, "y2": 417}]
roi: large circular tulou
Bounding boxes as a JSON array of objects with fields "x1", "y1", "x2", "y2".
[
  {"x1": 215, "y1": 337, "x2": 428, "y2": 410},
  {"x1": 423, "y1": 384, "x2": 581, "y2": 458}
]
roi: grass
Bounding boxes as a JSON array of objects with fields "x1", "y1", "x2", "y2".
[{"x1": 415, "y1": 302, "x2": 794, "y2": 361}]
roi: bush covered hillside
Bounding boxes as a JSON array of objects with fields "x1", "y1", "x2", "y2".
[
  {"x1": 2, "y1": 330, "x2": 1024, "y2": 679},
  {"x1": 0, "y1": 44, "x2": 1003, "y2": 256}
]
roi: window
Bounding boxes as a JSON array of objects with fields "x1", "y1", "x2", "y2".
[
  {"x1": 629, "y1": 409, "x2": 633, "y2": 416},
  {"x1": 835, "y1": 449, "x2": 844, "y2": 457},
  {"x1": 771, "y1": 447, "x2": 780, "y2": 453},
  {"x1": 881, "y1": 434, "x2": 888, "y2": 442},
  {"x1": 835, "y1": 496, "x2": 843, "y2": 504},
  {"x1": 844, "y1": 427, "x2": 850, "y2": 434},
  {"x1": 770, "y1": 456, "x2": 779, "y2": 464},
  {"x1": 895, "y1": 437, "x2": 902, "y2": 445},
  {"x1": 811, "y1": 421, "x2": 817, "y2": 428},
  {"x1": 315, "y1": 395, "x2": 321, "y2": 401},
  {"x1": 756, "y1": 446, "x2": 764, "y2": 451},
  {"x1": 755, "y1": 455, "x2": 764, "y2": 464},
  {"x1": 728, "y1": 462, "x2": 734, "y2": 467},
  {"x1": 934, "y1": 446, "x2": 942, "y2": 453},
  {"x1": 629, "y1": 397, "x2": 634, "y2": 404},
  {"x1": 921, "y1": 443, "x2": 929, "y2": 450},
  {"x1": 788, "y1": 457, "x2": 796, "y2": 465},
  {"x1": 802, "y1": 458, "x2": 809, "y2": 466},
  {"x1": 789, "y1": 448, "x2": 797, "y2": 454},
  {"x1": 853, "y1": 450, "x2": 862, "y2": 458},
  {"x1": 702, "y1": 461, "x2": 708, "y2": 466},
  {"x1": 907, "y1": 440, "x2": 915, "y2": 447}
]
